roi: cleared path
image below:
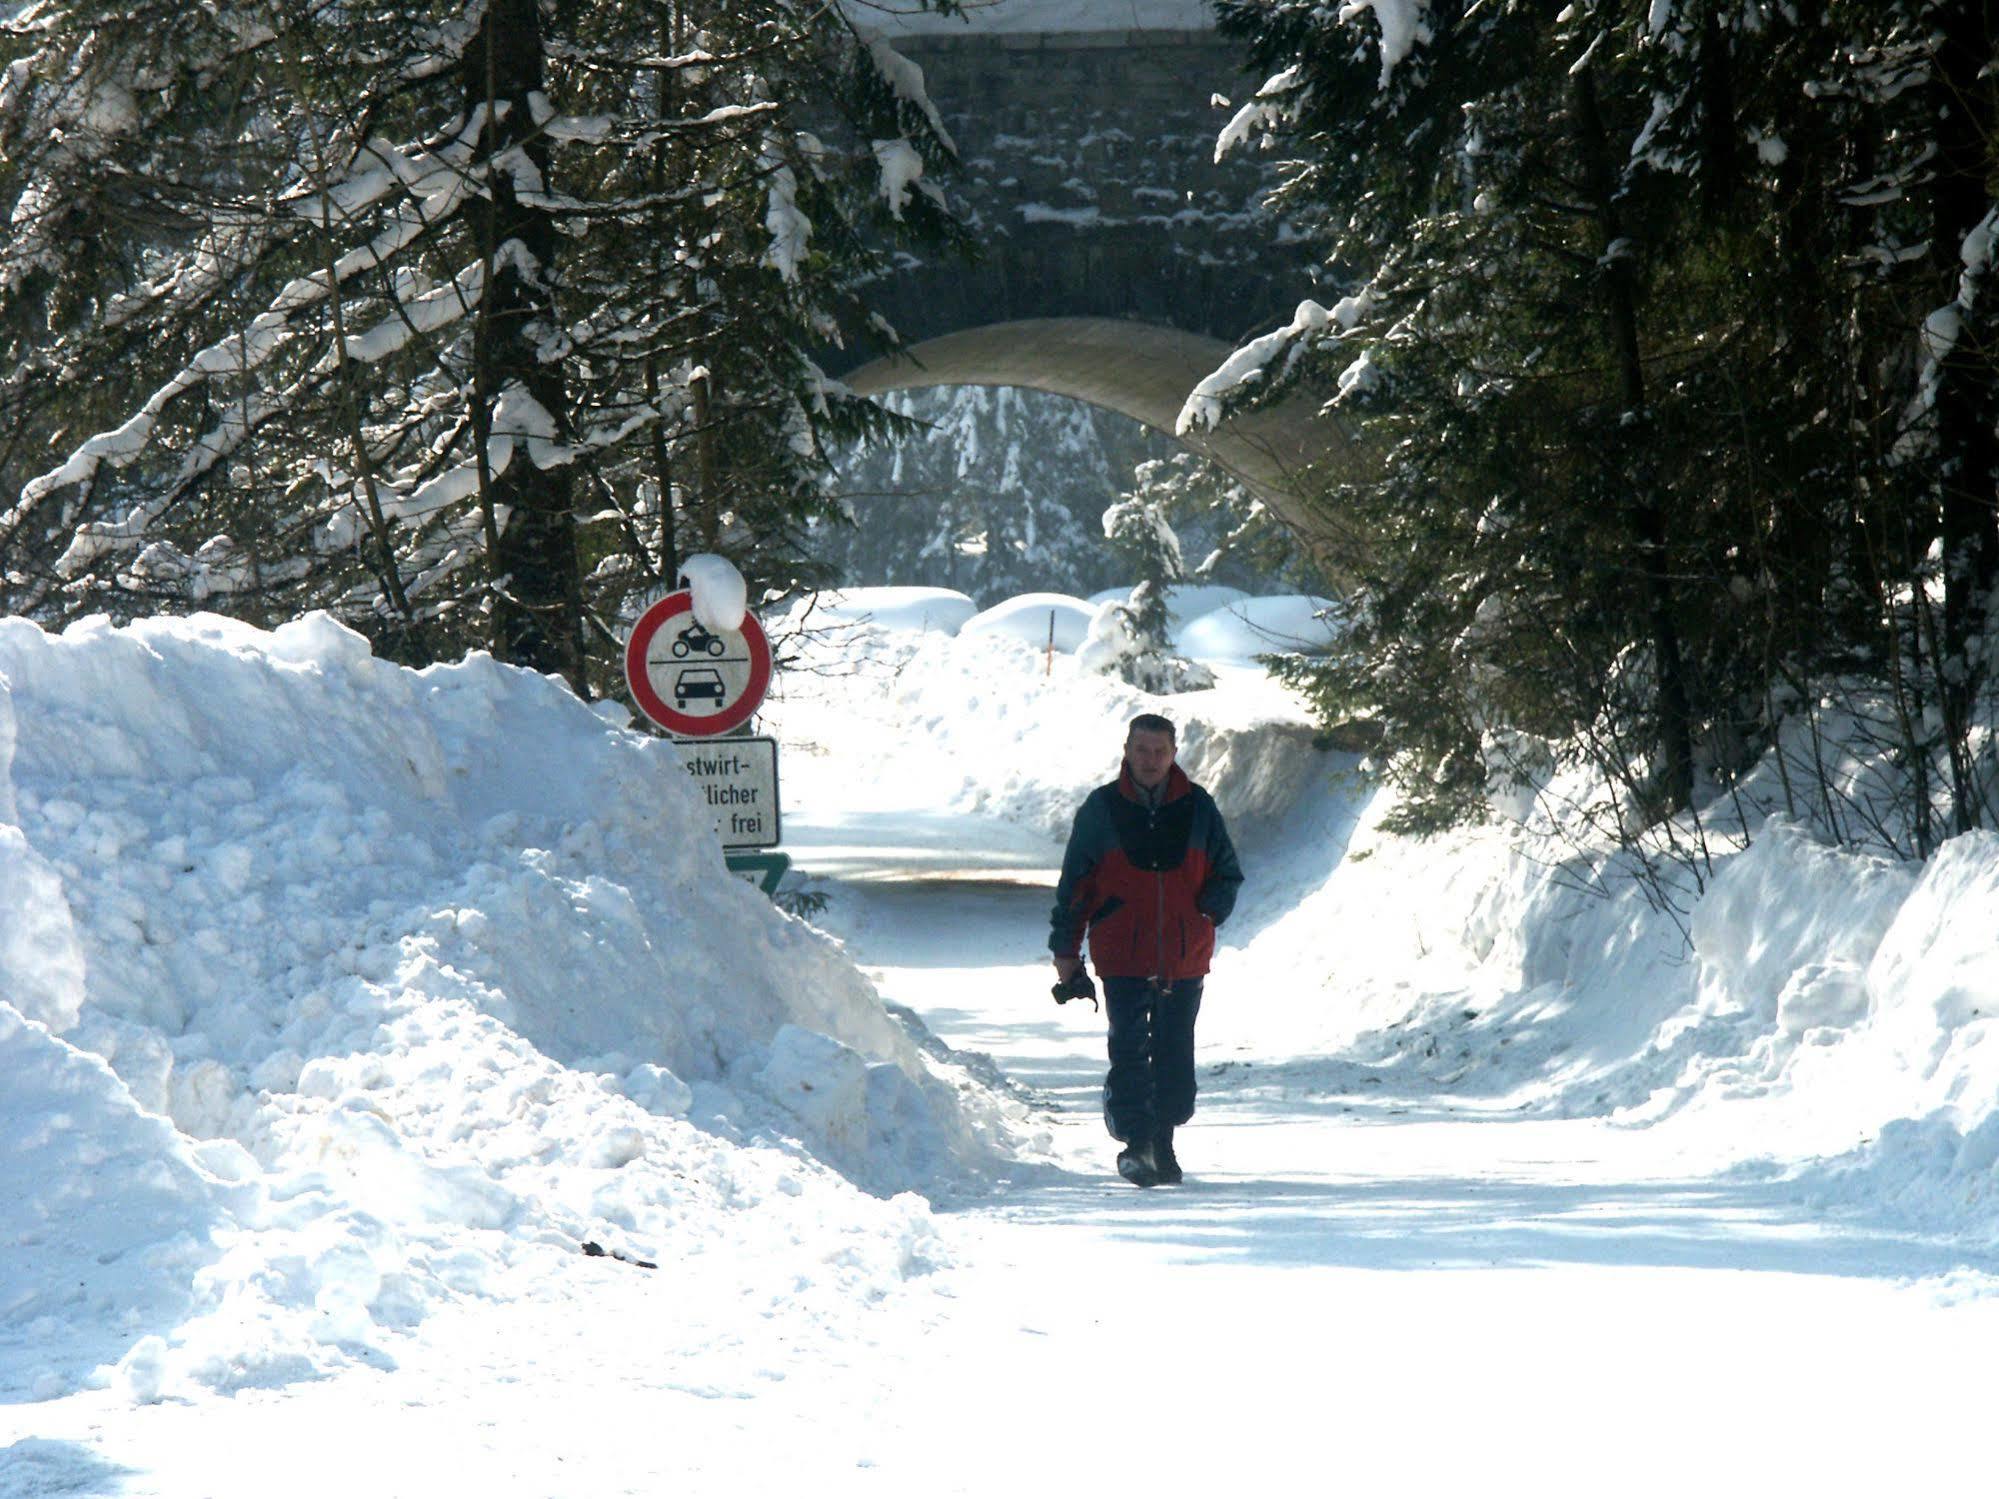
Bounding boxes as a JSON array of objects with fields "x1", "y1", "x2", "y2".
[{"x1": 786, "y1": 804, "x2": 1999, "y2": 1496}]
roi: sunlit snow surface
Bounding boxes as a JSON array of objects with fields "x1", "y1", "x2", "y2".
[
  {"x1": 4, "y1": 593, "x2": 1997, "y2": 1494},
  {"x1": 0, "y1": 611, "x2": 1018, "y2": 1413}
]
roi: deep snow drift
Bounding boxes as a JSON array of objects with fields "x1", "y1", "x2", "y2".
[{"x1": 0, "y1": 612, "x2": 1024, "y2": 1407}]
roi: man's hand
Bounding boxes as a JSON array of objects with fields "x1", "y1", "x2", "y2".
[{"x1": 1052, "y1": 955, "x2": 1080, "y2": 983}]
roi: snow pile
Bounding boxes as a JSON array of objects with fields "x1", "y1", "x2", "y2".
[
  {"x1": 677, "y1": 551, "x2": 749, "y2": 632},
  {"x1": 1214, "y1": 782, "x2": 1999, "y2": 1248},
  {"x1": 958, "y1": 592, "x2": 1098, "y2": 652},
  {"x1": 794, "y1": 586, "x2": 978, "y2": 635},
  {"x1": 769, "y1": 592, "x2": 1329, "y2": 840},
  {"x1": 0, "y1": 612, "x2": 1017, "y2": 1405},
  {"x1": 1176, "y1": 593, "x2": 1339, "y2": 661}
]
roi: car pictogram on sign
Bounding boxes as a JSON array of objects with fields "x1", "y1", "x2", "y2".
[{"x1": 674, "y1": 666, "x2": 727, "y2": 709}]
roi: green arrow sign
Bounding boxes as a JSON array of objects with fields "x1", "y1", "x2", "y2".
[{"x1": 725, "y1": 850, "x2": 790, "y2": 899}]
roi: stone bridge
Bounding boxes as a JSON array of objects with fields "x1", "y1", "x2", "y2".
[{"x1": 835, "y1": 20, "x2": 1345, "y2": 527}]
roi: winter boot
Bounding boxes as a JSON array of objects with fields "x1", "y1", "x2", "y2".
[
  {"x1": 1116, "y1": 1139, "x2": 1159, "y2": 1189},
  {"x1": 1152, "y1": 1126, "x2": 1183, "y2": 1186}
]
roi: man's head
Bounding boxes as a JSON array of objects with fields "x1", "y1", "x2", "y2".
[{"x1": 1125, "y1": 713, "x2": 1177, "y2": 790}]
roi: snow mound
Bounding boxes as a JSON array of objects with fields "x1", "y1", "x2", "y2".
[
  {"x1": 1200, "y1": 775, "x2": 1999, "y2": 1249},
  {"x1": 0, "y1": 612, "x2": 1013, "y2": 1402},
  {"x1": 1087, "y1": 583, "x2": 1251, "y2": 630},
  {"x1": 769, "y1": 614, "x2": 1327, "y2": 844},
  {"x1": 799, "y1": 586, "x2": 978, "y2": 635},
  {"x1": 959, "y1": 592, "x2": 1097, "y2": 652},
  {"x1": 1075, "y1": 598, "x2": 1216, "y2": 695},
  {"x1": 1177, "y1": 594, "x2": 1340, "y2": 662}
]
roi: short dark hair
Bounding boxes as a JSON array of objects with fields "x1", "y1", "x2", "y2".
[{"x1": 1127, "y1": 713, "x2": 1176, "y2": 742}]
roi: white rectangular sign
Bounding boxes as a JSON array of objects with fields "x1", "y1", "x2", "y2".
[{"x1": 675, "y1": 736, "x2": 781, "y2": 849}]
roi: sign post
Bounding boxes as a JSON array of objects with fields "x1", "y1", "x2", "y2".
[
  {"x1": 724, "y1": 851, "x2": 791, "y2": 897},
  {"x1": 625, "y1": 589, "x2": 789, "y2": 899}
]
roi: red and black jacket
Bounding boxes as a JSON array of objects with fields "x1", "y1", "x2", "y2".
[{"x1": 1048, "y1": 762, "x2": 1244, "y2": 982}]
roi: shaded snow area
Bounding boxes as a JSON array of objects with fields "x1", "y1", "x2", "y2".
[{"x1": 0, "y1": 612, "x2": 1021, "y2": 1411}]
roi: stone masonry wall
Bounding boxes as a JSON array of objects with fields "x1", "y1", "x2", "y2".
[{"x1": 856, "y1": 29, "x2": 1318, "y2": 355}]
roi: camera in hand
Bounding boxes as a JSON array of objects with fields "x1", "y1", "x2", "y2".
[{"x1": 1051, "y1": 970, "x2": 1097, "y2": 1008}]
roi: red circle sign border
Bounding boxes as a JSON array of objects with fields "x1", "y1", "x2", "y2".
[{"x1": 624, "y1": 591, "x2": 772, "y2": 737}]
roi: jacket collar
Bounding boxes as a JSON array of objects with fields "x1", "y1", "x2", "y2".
[{"x1": 1118, "y1": 761, "x2": 1192, "y2": 805}]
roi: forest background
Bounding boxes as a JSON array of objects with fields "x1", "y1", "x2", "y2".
[{"x1": 1, "y1": 0, "x2": 1995, "y2": 883}]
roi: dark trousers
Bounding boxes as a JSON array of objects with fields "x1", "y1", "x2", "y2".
[{"x1": 1101, "y1": 976, "x2": 1204, "y2": 1144}]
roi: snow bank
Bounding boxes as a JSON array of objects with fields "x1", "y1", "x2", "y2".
[
  {"x1": 1213, "y1": 785, "x2": 1999, "y2": 1249},
  {"x1": 959, "y1": 592, "x2": 1098, "y2": 652},
  {"x1": 769, "y1": 595, "x2": 1328, "y2": 841},
  {"x1": 795, "y1": 586, "x2": 978, "y2": 635},
  {"x1": 0, "y1": 613, "x2": 1016, "y2": 1403},
  {"x1": 1176, "y1": 594, "x2": 1340, "y2": 662}
]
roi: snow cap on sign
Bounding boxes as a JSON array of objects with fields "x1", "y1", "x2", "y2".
[{"x1": 678, "y1": 553, "x2": 748, "y2": 633}]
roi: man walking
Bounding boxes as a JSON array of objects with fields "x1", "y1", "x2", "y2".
[{"x1": 1049, "y1": 713, "x2": 1244, "y2": 1187}]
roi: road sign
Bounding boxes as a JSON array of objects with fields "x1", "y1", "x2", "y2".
[
  {"x1": 725, "y1": 851, "x2": 791, "y2": 898},
  {"x1": 625, "y1": 591, "x2": 773, "y2": 738},
  {"x1": 676, "y1": 735, "x2": 781, "y2": 849}
]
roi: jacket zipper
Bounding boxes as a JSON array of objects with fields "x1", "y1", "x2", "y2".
[{"x1": 1150, "y1": 801, "x2": 1167, "y2": 984}]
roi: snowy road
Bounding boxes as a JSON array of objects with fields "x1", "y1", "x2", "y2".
[{"x1": 785, "y1": 806, "x2": 1999, "y2": 1496}]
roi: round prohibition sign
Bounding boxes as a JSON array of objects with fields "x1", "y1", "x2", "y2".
[{"x1": 624, "y1": 590, "x2": 772, "y2": 737}]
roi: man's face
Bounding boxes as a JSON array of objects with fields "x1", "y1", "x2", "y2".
[{"x1": 1126, "y1": 728, "x2": 1176, "y2": 790}]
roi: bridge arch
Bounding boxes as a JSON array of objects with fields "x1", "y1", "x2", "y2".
[
  {"x1": 839, "y1": 318, "x2": 1341, "y2": 532},
  {"x1": 826, "y1": 25, "x2": 1348, "y2": 544}
]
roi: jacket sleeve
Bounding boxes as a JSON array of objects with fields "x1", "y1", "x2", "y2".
[
  {"x1": 1196, "y1": 794, "x2": 1244, "y2": 926},
  {"x1": 1048, "y1": 798, "x2": 1100, "y2": 959}
]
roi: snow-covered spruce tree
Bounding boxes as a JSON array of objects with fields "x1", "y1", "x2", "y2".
[
  {"x1": 563, "y1": 2, "x2": 967, "y2": 646},
  {"x1": 1621, "y1": 0, "x2": 1999, "y2": 851},
  {"x1": 1118, "y1": 447, "x2": 1305, "y2": 593},
  {"x1": 1197, "y1": 0, "x2": 1734, "y2": 837},
  {"x1": 1193, "y1": 0, "x2": 1999, "y2": 856},
  {"x1": 0, "y1": 0, "x2": 961, "y2": 694},
  {"x1": 1089, "y1": 463, "x2": 1213, "y2": 694}
]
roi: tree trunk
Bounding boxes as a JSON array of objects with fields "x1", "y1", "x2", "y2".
[
  {"x1": 1927, "y1": 0, "x2": 1999, "y2": 834},
  {"x1": 1572, "y1": 63, "x2": 1697, "y2": 813},
  {"x1": 466, "y1": 0, "x2": 585, "y2": 692}
]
